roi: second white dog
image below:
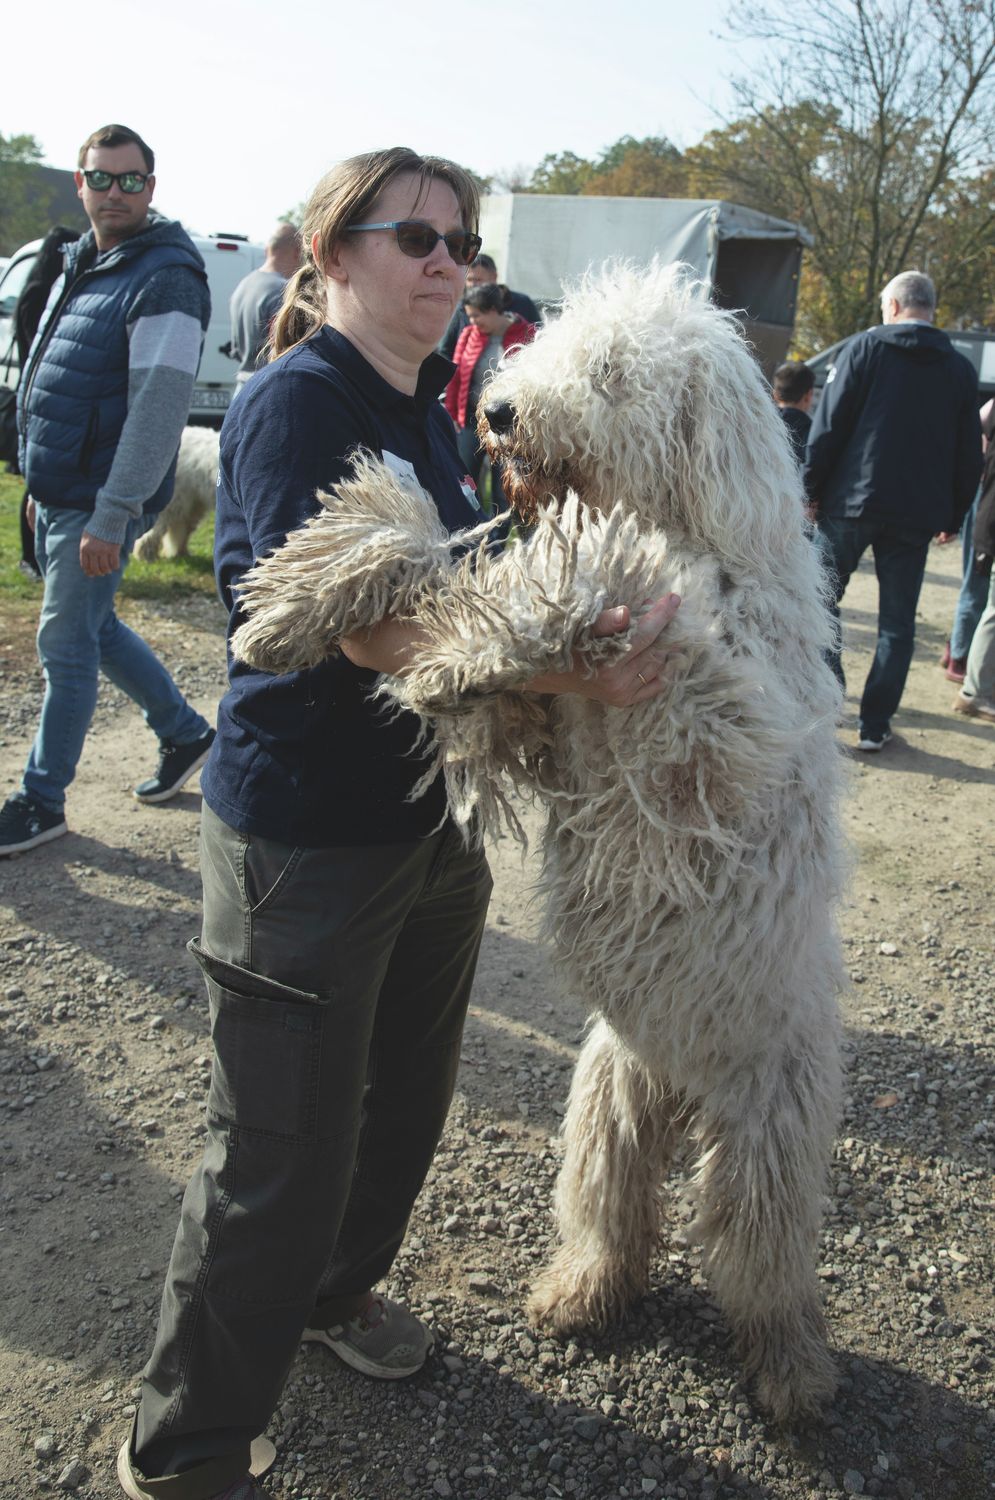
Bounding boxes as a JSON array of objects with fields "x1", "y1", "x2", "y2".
[{"x1": 133, "y1": 425, "x2": 220, "y2": 561}]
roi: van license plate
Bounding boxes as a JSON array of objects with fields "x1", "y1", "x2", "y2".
[{"x1": 195, "y1": 389, "x2": 230, "y2": 409}]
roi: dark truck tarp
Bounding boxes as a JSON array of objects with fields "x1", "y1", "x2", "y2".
[{"x1": 477, "y1": 195, "x2": 813, "y2": 374}]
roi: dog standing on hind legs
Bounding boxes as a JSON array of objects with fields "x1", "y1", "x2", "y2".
[{"x1": 230, "y1": 263, "x2": 848, "y2": 1422}]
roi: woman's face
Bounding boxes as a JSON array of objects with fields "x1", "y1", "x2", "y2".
[
  {"x1": 465, "y1": 305, "x2": 506, "y2": 336},
  {"x1": 326, "y1": 172, "x2": 469, "y2": 359}
]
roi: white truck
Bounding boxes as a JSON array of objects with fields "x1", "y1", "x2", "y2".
[
  {"x1": 478, "y1": 194, "x2": 813, "y2": 375},
  {"x1": 0, "y1": 230, "x2": 265, "y2": 424}
]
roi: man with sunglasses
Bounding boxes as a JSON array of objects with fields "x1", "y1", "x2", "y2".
[{"x1": 1, "y1": 123, "x2": 215, "y2": 857}]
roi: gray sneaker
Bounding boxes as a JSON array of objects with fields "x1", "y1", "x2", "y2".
[
  {"x1": 302, "y1": 1294, "x2": 434, "y2": 1379},
  {"x1": 952, "y1": 691, "x2": 995, "y2": 723}
]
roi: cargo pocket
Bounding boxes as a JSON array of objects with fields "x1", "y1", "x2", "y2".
[{"x1": 188, "y1": 937, "x2": 329, "y2": 1142}]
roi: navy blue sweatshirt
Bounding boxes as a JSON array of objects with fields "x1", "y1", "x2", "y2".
[
  {"x1": 804, "y1": 323, "x2": 981, "y2": 535},
  {"x1": 201, "y1": 327, "x2": 481, "y2": 846}
]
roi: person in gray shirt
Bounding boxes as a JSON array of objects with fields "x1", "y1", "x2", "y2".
[{"x1": 229, "y1": 222, "x2": 300, "y2": 384}]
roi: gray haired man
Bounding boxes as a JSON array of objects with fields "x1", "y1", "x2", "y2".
[
  {"x1": 805, "y1": 270, "x2": 982, "y2": 751},
  {"x1": 229, "y1": 222, "x2": 301, "y2": 385}
]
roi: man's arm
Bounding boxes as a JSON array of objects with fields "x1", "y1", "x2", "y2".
[
  {"x1": 85, "y1": 264, "x2": 211, "y2": 549},
  {"x1": 803, "y1": 339, "x2": 868, "y2": 504}
]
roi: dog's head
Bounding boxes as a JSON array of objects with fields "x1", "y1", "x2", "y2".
[{"x1": 478, "y1": 262, "x2": 803, "y2": 564}]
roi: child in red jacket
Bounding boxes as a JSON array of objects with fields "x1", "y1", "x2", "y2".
[{"x1": 444, "y1": 282, "x2": 534, "y2": 510}]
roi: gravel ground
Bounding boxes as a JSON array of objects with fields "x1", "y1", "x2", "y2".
[{"x1": 0, "y1": 544, "x2": 992, "y2": 1500}]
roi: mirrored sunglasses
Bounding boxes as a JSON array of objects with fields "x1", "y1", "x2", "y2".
[
  {"x1": 346, "y1": 220, "x2": 483, "y2": 266},
  {"x1": 81, "y1": 169, "x2": 151, "y2": 194}
]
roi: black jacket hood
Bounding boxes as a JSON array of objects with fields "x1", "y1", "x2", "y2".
[{"x1": 870, "y1": 321, "x2": 950, "y2": 363}]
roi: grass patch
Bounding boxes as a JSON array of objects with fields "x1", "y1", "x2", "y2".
[{"x1": 0, "y1": 471, "x2": 217, "y2": 612}]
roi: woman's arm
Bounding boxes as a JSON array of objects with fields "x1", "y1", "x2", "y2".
[{"x1": 340, "y1": 594, "x2": 681, "y2": 707}]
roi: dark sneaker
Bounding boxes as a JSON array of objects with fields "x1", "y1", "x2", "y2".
[
  {"x1": 303, "y1": 1293, "x2": 434, "y2": 1379},
  {"x1": 952, "y1": 691, "x2": 995, "y2": 722},
  {"x1": 0, "y1": 793, "x2": 67, "y2": 856},
  {"x1": 134, "y1": 729, "x2": 215, "y2": 804},
  {"x1": 117, "y1": 1436, "x2": 276, "y2": 1499},
  {"x1": 856, "y1": 728, "x2": 892, "y2": 752}
]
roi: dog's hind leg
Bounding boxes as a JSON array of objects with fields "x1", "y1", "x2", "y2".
[
  {"x1": 162, "y1": 504, "x2": 206, "y2": 560},
  {"x1": 689, "y1": 1035, "x2": 840, "y2": 1423},
  {"x1": 132, "y1": 515, "x2": 167, "y2": 563},
  {"x1": 530, "y1": 1017, "x2": 683, "y2": 1335}
]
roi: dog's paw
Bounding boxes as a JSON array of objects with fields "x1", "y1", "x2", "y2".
[
  {"x1": 231, "y1": 605, "x2": 335, "y2": 673},
  {"x1": 741, "y1": 1303, "x2": 837, "y2": 1424},
  {"x1": 528, "y1": 1250, "x2": 639, "y2": 1335}
]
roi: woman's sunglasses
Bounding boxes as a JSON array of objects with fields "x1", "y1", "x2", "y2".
[
  {"x1": 81, "y1": 169, "x2": 151, "y2": 195},
  {"x1": 346, "y1": 220, "x2": 483, "y2": 266}
]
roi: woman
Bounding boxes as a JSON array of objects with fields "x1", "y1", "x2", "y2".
[
  {"x1": 119, "y1": 147, "x2": 679, "y2": 1500},
  {"x1": 444, "y1": 281, "x2": 534, "y2": 509}
]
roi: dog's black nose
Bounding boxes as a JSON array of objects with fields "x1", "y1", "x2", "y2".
[{"x1": 482, "y1": 399, "x2": 516, "y2": 434}]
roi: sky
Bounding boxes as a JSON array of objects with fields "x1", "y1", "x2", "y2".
[{"x1": 5, "y1": 0, "x2": 759, "y2": 245}]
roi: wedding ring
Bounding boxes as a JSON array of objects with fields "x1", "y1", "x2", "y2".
[{"x1": 637, "y1": 671, "x2": 648, "y2": 685}]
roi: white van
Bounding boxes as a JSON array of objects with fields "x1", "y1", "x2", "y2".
[
  {"x1": 0, "y1": 229, "x2": 265, "y2": 422},
  {"x1": 188, "y1": 232, "x2": 265, "y2": 423}
]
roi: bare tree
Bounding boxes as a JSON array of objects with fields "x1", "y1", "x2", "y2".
[
  {"x1": 716, "y1": 0, "x2": 995, "y2": 336},
  {"x1": 488, "y1": 163, "x2": 535, "y2": 193}
]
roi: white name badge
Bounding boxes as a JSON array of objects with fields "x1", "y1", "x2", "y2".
[
  {"x1": 461, "y1": 476, "x2": 482, "y2": 512},
  {"x1": 381, "y1": 450, "x2": 421, "y2": 492}
]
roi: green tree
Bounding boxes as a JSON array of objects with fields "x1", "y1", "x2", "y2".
[
  {"x1": 525, "y1": 151, "x2": 596, "y2": 195},
  {"x1": 0, "y1": 133, "x2": 50, "y2": 255},
  {"x1": 584, "y1": 135, "x2": 689, "y2": 198}
]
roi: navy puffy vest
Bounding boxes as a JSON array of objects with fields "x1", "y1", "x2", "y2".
[{"x1": 19, "y1": 229, "x2": 206, "y2": 515}]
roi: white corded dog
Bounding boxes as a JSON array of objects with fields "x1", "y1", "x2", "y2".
[
  {"x1": 132, "y1": 425, "x2": 220, "y2": 561},
  {"x1": 230, "y1": 264, "x2": 847, "y2": 1423}
]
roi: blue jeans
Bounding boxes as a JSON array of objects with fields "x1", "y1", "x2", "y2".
[
  {"x1": 949, "y1": 490, "x2": 988, "y2": 660},
  {"x1": 22, "y1": 504, "x2": 209, "y2": 812},
  {"x1": 819, "y1": 515, "x2": 931, "y2": 738}
]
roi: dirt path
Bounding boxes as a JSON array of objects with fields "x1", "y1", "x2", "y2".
[{"x1": 0, "y1": 546, "x2": 992, "y2": 1500}]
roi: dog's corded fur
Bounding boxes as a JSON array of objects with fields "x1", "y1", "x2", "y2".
[
  {"x1": 132, "y1": 426, "x2": 220, "y2": 561},
  {"x1": 232, "y1": 263, "x2": 847, "y2": 1422}
]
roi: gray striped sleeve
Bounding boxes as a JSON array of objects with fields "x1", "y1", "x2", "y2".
[{"x1": 87, "y1": 306, "x2": 206, "y2": 544}]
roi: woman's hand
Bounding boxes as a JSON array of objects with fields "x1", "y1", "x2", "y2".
[
  {"x1": 525, "y1": 594, "x2": 682, "y2": 706},
  {"x1": 341, "y1": 593, "x2": 682, "y2": 708},
  {"x1": 340, "y1": 616, "x2": 426, "y2": 675}
]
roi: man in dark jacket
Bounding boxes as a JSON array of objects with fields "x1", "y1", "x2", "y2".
[
  {"x1": 0, "y1": 122, "x2": 215, "y2": 857},
  {"x1": 438, "y1": 252, "x2": 541, "y2": 358},
  {"x1": 11, "y1": 224, "x2": 82, "y2": 577},
  {"x1": 805, "y1": 270, "x2": 982, "y2": 751}
]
